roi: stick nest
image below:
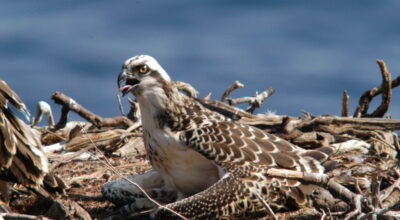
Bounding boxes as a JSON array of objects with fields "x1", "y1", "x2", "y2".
[{"x1": 3, "y1": 59, "x2": 400, "y2": 220}]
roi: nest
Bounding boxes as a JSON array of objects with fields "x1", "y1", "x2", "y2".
[{"x1": 2, "y1": 59, "x2": 400, "y2": 219}]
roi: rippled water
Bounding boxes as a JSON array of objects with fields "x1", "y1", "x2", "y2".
[{"x1": 1, "y1": 1, "x2": 400, "y2": 122}]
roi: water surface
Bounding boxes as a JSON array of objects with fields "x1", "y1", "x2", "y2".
[{"x1": 1, "y1": 1, "x2": 399, "y2": 122}]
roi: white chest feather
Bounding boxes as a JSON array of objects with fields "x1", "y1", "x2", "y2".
[
  {"x1": 138, "y1": 91, "x2": 220, "y2": 196},
  {"x1": 143, "y1": 126, "x2": 220, "y2": 197}
]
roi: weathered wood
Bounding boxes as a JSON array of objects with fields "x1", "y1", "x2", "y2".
[
  {"x1": 354, "y1": 60, "x2": 398, "y2": 117},
  {"x1": 196, "y1": 97, "x2": 256, "y2": 120},
  {"x1": 221, "y1": 80, "x2": 243, "y2": 102},
  {"x1": 342, "y1": 90, "x2": 349, "y2": 117},
  {"x1": 228, "y1": 87, "x2": 276, "y2": 113},
  {"x1": 370, "y1": 60, "x2": 392, "y2": 117},
  {"x1": 52, "y1": 92, "x2": 133, "y2": 129}
]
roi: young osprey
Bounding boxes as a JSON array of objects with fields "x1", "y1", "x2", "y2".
[{"x1": 104, "y1": 55, "x2": 332, "y2": 219}]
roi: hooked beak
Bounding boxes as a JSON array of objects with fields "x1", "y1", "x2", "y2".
[{"x1": 118, "y1": 71, "x2": 140, "y2": 96}]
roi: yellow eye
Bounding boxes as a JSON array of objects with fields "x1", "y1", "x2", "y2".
[{"x1": 139, "y1": 65, "x2": 148, "y2": 73}]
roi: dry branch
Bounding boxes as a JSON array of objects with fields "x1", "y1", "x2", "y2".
[
  {"x1": 371, "y1": 60, "x2": 392, "y2": 117},
  {"x1": 276, "y1": 208, "x2": 320, "y2": 219},
  {"x1": 354, "y1": 60, "x2": 394, "y2": 117},
  {"x1": 342, "y1": 90, "x2": 349, "y2": 117},
  {"x1": 49, "y1": 144, "x2": 95, "y2": 170},
  {"x1": 221, "y1": 80, "x2": 244, "y2": 102},
  {"x1": 228, "y1": 87, "x2": 276, "y2": 113},
  {"x1": 295, "y1": 116, "x2": 400, "y2": 132},
  {"x1": 196, "y1": 98, "x2": 256, "y2": 120},
  {"x1": 266, "y1": 168, "x2": 363, "y2": 218},
  {"x1": 0, "y1": 213, "x2": 50, "y2": 220},
  {"x1": 52, "y1": 92, "x2": 133, "y2": 129}
]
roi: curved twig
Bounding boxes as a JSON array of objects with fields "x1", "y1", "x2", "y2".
[
  {"x1": 370, "y1": 60, "x2": 392, "y2": 117},
  {"x1": 221, "y1": 81, "x2": 244, "y2": 102},
  {"x1": 354, "y1": 60, "x2": 394, "y2": 117}
]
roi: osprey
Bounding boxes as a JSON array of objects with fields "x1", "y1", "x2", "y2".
[
  {"x1": 103, "y1": 55, "x2": 333, "y2": 219},
  {"x1": 0, "y1": 79, "x2": 49, "y2": 199}
]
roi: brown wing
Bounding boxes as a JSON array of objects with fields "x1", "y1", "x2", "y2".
[
  {"x1": 153, "y1": 173, "x2": 268, "y2": 219},
  {"x1": 181, "y1": 120, "x2": 327, "y2": 174},
  {"x1": 180, "y1": 120, "x2": 333, "y2": 212},
  {"x1": 0, "y1": 79, "x2": 48, "y2": 187},
  {"x1": 0, "y1": 79, "x2": 30, "y2": 120}
]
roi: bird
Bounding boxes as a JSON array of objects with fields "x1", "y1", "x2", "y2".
[
  {"x1": 102, "y1": 55, "x2": 336, "y2": 219},
  {"x1": 0, "y1": 79, "x2": 61, "y2": 201}
]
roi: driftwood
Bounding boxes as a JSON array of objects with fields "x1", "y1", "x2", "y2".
[
  {"x1": 228, "y1": 87, "x2": 276, "y2": 113},
  {"x1": 218, "y1": 79, "x2": 276, "y2": 113},
  {"x1": 353, "y1": 60, "x2": 399, "y2": 117},
  {"x1": 221, "y1": 80, "x2": 244, "y2": 102},
  {"x1": 51, "y1": 92, "x2": 133, "y2": 129}
]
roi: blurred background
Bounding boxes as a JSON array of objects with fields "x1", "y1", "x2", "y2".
[{"x1": 1, "y1": 0, "x2": 400, "y2": 123}]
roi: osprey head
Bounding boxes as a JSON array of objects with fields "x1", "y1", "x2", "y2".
[{"x1": 118, "y1": 55, "x2": 171, "y2": 96}]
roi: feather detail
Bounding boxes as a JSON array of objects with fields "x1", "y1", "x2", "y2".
[{"x1": 0, "y1": 79, "x2": 47, "y2": 187}]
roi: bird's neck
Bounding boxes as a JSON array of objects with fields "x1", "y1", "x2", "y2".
[{"x1": 136, "y1": 83, "x2": 197, "y2": 132}]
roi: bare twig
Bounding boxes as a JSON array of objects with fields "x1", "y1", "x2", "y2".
[
  {"x1": 354, "y1": 60, "x2": 394, "y2": 117},
  {"x1": 358, "y1": 200, "x2": 400, "y2": 220},
  {"x1": 117, "y1": 94, "x2": 125, "y2": 115},
  {"x1": 203, "y1": 92, "x2": 212, "y2": 100},
  {"x1": 52, "y1": 92, "x2": 133, "y2": 129},
  {"x1": 380, "y1": 175, "x2": 400, "y2": 203},
  {"x1": 371, "y1": 60, "x2": 392, "y2": 117},
  {"x1": 241, "y1": 115, "x2": 400, "y2": 133},
  {"x1": 221, "y1": 81, "x2": 244, "y2": 102},
  {"x1": 255, "y1": 193, "x2": 277, "y2": 220},
  {"x1": 371, "y1": 171, "x2": 383, "y2": 209},
  {"x1": 393, "y1": 133, "x2": 400, "y2": 161},
  {"x1": 265, "y1": 168, "x2": 362, "y2": 208},
  {"x1": 276, "y1": 208, "x2": 320, "y2": 219},
  {"x1": 228, "y1": 87, "x2": 276, "y2": 113},
  {"x1": 0, "y1": 213, "x2": 50, "y2": 220},
  {"x1": 56, "y1": 105, "x2": 70, "y2": 129},
  {"x1": 49, "y1": 144, "x2": 95, "y2": 170},
  {"x1": 320, "y1": 209, "x2": 326, "y2": 220},
  {"x1": 342, "y1": 90, "x2": 349, "y2": 117},
  {"x1": 196, "y1": 98, "x2": 255, "y2": 120}
]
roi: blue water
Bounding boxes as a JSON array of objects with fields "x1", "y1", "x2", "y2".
[{"x1": 1, "y1": 1, "x2": 400, "y2": 123}]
